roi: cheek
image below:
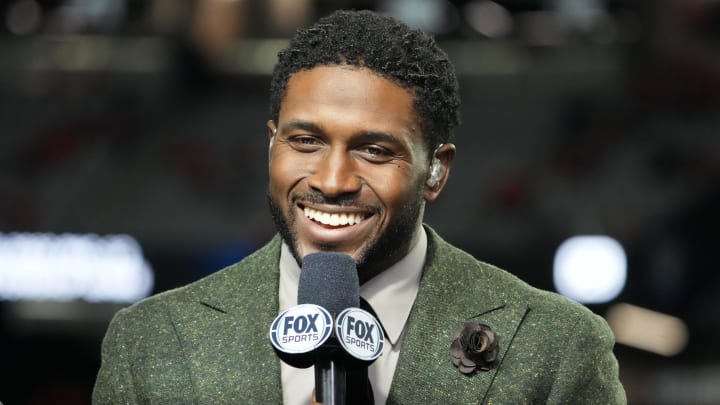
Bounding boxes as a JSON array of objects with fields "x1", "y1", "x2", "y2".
[
  {"x1": 366, "y1": 168, "x2": 424, "y2": 208},
  {"x1": 268, "y1": 173, "x2": 293, "y2": 212},
  {"x1": 269, "y1": 153, "x2": 306, "y2": 194}
]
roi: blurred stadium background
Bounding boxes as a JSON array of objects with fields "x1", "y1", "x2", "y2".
[{"x1": 1, "y1": 0, "x2": 719, "y2": 403}]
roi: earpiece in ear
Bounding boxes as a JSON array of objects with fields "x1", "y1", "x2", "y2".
[
  {"x1": 269, "y1": 128, "x2": 278, "y2": 150},
  {"x1": 426, "y1": 157, "x2": 444, "y2": 187}
]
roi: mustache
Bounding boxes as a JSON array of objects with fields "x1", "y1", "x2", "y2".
[{"x1": 291, "y1": 191, "x2": 378, "y2": 212}]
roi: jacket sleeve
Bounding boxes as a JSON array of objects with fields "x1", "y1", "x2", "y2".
[
  {"x1": 92, "y1": 308, "x2": 141, "y2": 405},
  {"x1": 546, "y1": 312, "x2": 627, "y2": 404}
]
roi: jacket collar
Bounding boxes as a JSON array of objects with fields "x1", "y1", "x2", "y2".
[{"x1": 198, "y1": 235, "x2": 282, "y2": 314}]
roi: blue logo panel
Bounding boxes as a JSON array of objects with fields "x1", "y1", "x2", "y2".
[
  {"x1": 335, "y1": 307, "x2": 384, "y2": 361},
  {"x1": 269, "y1": 304, "x2": 333, "y2": 354}
]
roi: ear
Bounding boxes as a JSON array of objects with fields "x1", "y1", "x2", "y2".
[
  {"x1": 424, "y1": 143, "x2": 456, "y2": 202},
  {"x1": 267, "y1": 120, "x2": 278, "y2": 153}
]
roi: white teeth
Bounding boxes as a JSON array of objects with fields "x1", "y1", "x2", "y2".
[{"x1": 304, "y1": 207, "x2": 365, "y2": 227}]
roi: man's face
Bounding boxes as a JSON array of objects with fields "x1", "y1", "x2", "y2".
[{"x1": 267, "y1": 65, "x2": 439, "y2": 281}]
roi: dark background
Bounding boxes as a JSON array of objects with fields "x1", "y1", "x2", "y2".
[{"x1": 1, "y1": 0, "x2": 719, "y2": 404}]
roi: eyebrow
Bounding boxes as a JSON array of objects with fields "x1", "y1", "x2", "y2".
[
  {"x1": 281, "y1": 120, "x2": 322, "y2": 134},
  {"x1": 281, "y1": 119, "x2": 407, "y2": 149}
]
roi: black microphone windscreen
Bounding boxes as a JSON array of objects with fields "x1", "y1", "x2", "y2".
[{"x1": 298, "y1": 252, "x2": 359, "y2": 313}]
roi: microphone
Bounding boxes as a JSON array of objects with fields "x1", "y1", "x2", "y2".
[
  {"x1": 298, "y1": 252, "x2": 360, "y2": 313},
  {"x1": 299, "y1": 252, "x2": 359, "y2": 405},
  {"x1": 269, "y1": 252, "x2": 384, "y2": 405}
]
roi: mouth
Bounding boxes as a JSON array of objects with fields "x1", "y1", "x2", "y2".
[
  {"x1": 292, "y1": 199, "x2": 378, "y2": 255},
  {"x1": 301, "y1": 205, "x2": 371, "y2": 227}
]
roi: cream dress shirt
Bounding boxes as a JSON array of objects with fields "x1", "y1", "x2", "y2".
[{"x1": 279, "y1": 227, "x2": 427, "y2": 405}]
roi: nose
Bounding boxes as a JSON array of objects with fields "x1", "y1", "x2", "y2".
[{"x1": 307, "y1": 150, "x2": 362, "y2": 197}]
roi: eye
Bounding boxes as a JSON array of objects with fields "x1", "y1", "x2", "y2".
[
  {"x1": 287, "y1": 135, "x2": 323, "y2": 152},
  {"x1": 357, "y1": 145, "x2": 394, "y2": 162}
]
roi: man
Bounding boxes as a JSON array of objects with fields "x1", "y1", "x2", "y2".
[{"x1": 93, "y1": 9, "x2": 626, "y2": 404}]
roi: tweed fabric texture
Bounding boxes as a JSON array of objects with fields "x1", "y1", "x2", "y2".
[
  {"x1": 93, "y1": 237, "x2": 284, "y2": 404},
  {"x1": 388, "y1": 228, "x2": 626, "y2": 404},
  {"x1": 93, "y1": 227, "x2": 626, "y2": 404}
]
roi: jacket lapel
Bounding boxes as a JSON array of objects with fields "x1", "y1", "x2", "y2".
[
  {"x1": 388, "y1": 228, "x2": 529, "y2": 404},
  {"x1": 169, "y1": 237, "x2": 284, "y2": 403}
]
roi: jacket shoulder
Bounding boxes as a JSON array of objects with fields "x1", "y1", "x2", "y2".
[{"x1": 427, "y1": 227, "x2": 602, "y2": 327}]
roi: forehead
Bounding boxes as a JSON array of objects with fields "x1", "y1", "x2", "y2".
[{"x1": 279, "y1": 65, "x2": 423, "y2": 144}]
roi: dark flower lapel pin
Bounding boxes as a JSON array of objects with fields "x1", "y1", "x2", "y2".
[{"x1": 450, "y1": 322, "x2": 499, "y2": 375}]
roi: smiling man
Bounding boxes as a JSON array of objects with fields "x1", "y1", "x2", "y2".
[
  {"x1": 94, "y1": 10, "x2": 625, "y2": 405},
  {"x1": 267, "y1": 65, "x2": 453, "y2": 284}
]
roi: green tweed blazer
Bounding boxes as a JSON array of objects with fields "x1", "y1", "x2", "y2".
[{"x1": 93, "y1": 227, "x2": 626, "y2": 404}]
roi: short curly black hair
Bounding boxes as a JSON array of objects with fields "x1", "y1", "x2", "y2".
[{"x1": 269, "y1": 9, "x2": 461, "y2": 157}]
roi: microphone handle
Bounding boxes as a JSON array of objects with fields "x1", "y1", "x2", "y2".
[{"x1": 315, "y1": 357, "x2": 346, "y2": 405}]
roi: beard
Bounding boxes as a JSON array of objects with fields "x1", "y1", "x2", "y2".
[{"x1": 267, "y1": 185, "x2": 425, "y2": 282}]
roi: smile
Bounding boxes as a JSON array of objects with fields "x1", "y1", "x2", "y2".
[{"x1": 303, "y1": 207, "x2": 367, "y2": 227}]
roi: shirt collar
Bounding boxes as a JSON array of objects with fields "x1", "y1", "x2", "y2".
[{"x1": 278, "y1": 227, "x2": 427, "y2": 345}]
